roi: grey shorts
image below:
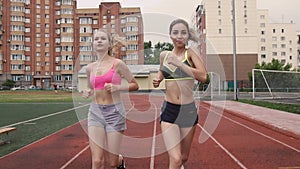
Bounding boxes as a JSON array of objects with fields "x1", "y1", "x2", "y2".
[{"x1": 88, "y1": 102, "x2": 127, "y2": 132}]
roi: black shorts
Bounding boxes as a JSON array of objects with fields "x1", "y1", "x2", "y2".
[{"x1": 160, "y1": 101, "x2": 198, "y2": 127}]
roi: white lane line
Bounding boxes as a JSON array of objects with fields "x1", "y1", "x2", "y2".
[
  {"x1": 204, "y1": 106, "x2": 300, "y2": 153},
  {"x1": 1, "y1": 104, "x2": 89, "y2": 128},
  {"x1": 59, "y1": 103, "x2": 144, "y2": 169},
  {"x1": 60, "y1": 144, "x2": 90, "y2": 169},
  {"x1": 150, "y1": 104, "x2": 158, "y2": 169},
  {"x1": 197, "y1": 124, "x2": 248, "y2": 169}
]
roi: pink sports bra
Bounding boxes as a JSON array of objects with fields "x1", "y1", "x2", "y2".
[{"x1": 90, "y1": 61, "x2": 122, "y2": 90}]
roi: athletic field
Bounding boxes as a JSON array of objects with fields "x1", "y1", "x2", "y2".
[{"x1": 0, "y1": 91, "x2": 299, "y2": 168}]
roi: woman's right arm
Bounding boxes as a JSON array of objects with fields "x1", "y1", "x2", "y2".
[
  {"x1": 152, "y1": 51, "x2": 166, "y2": 88},
  {"x1": 82, "y1": 63, "x2": 94, "y2": 98}
]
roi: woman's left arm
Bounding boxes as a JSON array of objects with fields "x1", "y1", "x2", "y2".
[
  {"x1": 116, "y1": 60, "x2": 139, "y2": 92},
  {"x1": 178, "y1": 48, "x2": 207, "y2": 83}
]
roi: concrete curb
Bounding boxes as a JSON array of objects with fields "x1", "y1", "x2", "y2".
[{"x1": 202, "y1": 101, "x2": 300, "y2": 140}]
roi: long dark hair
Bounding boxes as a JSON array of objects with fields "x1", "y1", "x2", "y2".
[{"x1": 169, "y1": 19, "x2": 200, "y2": 43}]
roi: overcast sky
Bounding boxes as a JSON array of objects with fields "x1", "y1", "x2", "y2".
[
  {"x1": 76, "y1": 0, "x2": 300, "y2": 42},
  {"x1": 77, "y1": 0, "x2": 299, "y2": 28}
]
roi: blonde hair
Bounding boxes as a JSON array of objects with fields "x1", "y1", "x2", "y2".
[
  {"x1": 93, "y1": 29, "x2": 125, "y2": 56},
  {"x1": 169, "y1": 19, "x2": 200, "y2": 43}
]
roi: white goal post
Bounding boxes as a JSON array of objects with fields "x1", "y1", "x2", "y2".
[{"x1": 252, "y1": 69, "x2": 300, "y2": 99}]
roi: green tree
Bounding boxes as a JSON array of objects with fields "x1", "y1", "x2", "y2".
[
  {"x1": 144, "y1": 41, "x2": 154, "y2": 64},
  {"x1": 144, "y1": 41, "x2": 174, "y2": 64},
  {"x1": 153, "y1": 42, "x2": 173, "y2": 62},
  {"x1": 254, "y1": 58, "x2": 292, "y2": 71},
  {"x1": 249, "y1": 59, "x2": 299, "y2": 90},
  {"x1": 2, "y1": 79, "x2": 16, "y2": 88}
]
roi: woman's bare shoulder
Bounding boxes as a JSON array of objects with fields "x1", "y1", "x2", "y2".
[{"x1": 86, "y1": 62, "x2": 96, "y2": 71}]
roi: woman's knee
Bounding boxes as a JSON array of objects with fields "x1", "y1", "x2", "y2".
[
  {"x1": 182, "y1": 155, "x2": 188, "y2": 164},
  {"x1": 109, "y1": 158, "x2": 120, "y2": 168},
  {"x1": 92, "y1": 158, "x2": 104, "y2": 168},
  {"x1": 170, "y1": 155, "x2": 182, "y2": 166}
]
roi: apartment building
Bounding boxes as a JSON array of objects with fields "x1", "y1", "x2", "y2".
[
  {"x1": 257, "y1": 10, "x2": 298, "y2": 68},
  {"x1": 0, "y1": 0, "x2": 143, "y2": 88},
  {"x1": 196, "y1": 0, "x2": 298, "y2": 89}
]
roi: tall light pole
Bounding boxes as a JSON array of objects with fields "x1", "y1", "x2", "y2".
[{"x1": 232, "y1": 0, "x2": 238, "y2": 100}]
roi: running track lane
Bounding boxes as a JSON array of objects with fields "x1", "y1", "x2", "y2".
[{"x1": 0, "y1": 94, "x2": 299, "y2": 168}]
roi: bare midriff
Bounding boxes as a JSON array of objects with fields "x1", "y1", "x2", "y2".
[
  {"x1": 93, "y1": 90, "x2": 121, "y2": 104},
  {"x1": 164, "y1": 79, "x2": 194, "y2": 105}
]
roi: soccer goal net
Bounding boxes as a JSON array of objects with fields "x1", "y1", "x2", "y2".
[
  {"x1": 194, "y1": 72, "x2": 224, "y2": 101},
  {"x1": 252, "y1": 69, "x2": 300, "y2": 99}
]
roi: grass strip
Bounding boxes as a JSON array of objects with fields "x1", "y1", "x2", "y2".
[{"x1": 238, "y1": 99, "x2": 300, "y2": 115}]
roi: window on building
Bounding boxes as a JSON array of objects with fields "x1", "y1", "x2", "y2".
[
  {"x1": 218, "y1": 29, "x2": 222, "y2": 34},
  {"x1": 25, "y1": 66, "x2": 30, "y2": 71},
  {"x1": 261, "y1": 46, "x2": 266, "y2": 51},
  {"x1": 61, "y1": 0, "x2": 73, "y2": 5},
  {"x1": 25, "y1": 8, "x2": 30, "y2": 14},
  {"x1": 244, "y1": 10, "x2": 247, "y2": 17},
  {"x1": 121, "y1": 18, "x2": 126, "y2": 24},
  {"x1": 55, "y1": 1, "x2": 61, "y2": 6},
  {"x1": 261, "y1": 31, "x2": 265, "y2": 35},
  {"x1": 281, "y1": 29, "x2": 284, "y2": 33},
  {"x1": 55, "y1": 66, "x2": 61, "y2": 71},
  {"x1": 261, "y1": 54, "x2": 266, "y2": 59},
  {"x1": 55, "y1": 47, "x2": 61, "y2": 52},
  {"x1": 79, "y1": 55, "x2": 93, "y2": 62},
  {"x1": 218, "y1": 19, "x2": 221, "y2": 25},
  {"x1": 281, "y1": 52, "x2": 286, "y2": 56},
  {"x1": 272, "y1": 44, "x2": 277, "y2": 48},
  {"x1": 80, "y1": 18, "x2": 92, "y2": 24},
  {"x1": 272, "y1": 52, "x2": 277, "y2": 56},
  {"x1": 25, "y1": 18, "x2": 30, "y2": 23}
]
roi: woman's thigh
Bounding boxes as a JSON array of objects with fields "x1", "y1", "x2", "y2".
[{"x1": 88, "y1": 126, "x2": 107, "y2": 158}]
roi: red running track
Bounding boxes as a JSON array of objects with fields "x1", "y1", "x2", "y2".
[{"x1": 0, "y1": 94, "x2": 299, "y2": 169}]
